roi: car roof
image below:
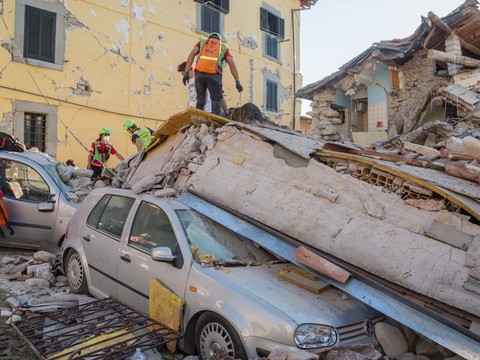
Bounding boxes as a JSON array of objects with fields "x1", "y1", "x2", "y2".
[
  {"x1": 0, "y1": 150, "x2": 59, "y2": 167},
  {"x1": 90, "y1": 187, "x2": 191, "y2": 210}
]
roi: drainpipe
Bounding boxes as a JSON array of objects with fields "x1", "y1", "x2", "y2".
[{"x1": 291, "y1": 7, "x2": 309, "y2": 130}]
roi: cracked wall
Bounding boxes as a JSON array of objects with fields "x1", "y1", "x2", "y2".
[{"x1": 0, "y1": 0, "x2": 303, "y2": 164}]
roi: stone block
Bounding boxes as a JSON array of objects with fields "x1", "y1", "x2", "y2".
[{"x1": 375, "y1": 322, "x2": 408, "y2": 359}]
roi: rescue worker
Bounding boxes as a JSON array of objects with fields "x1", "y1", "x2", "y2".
[
  {"x1": 87, "y1": 128, "x2": 124, "y2": 179},
  {"x1": 123, "y1": 119, "x2": 154, "y2": 152},
  {"x1": 183, "y1": 32, "x2": 243, "y2": 116}
]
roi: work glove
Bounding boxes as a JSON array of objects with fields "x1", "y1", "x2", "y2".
[
  {"x1": 182, "y1": 71, "x2": 189, "y2": 86},
  {"x1": 235, "y1": 80, "x2": 243, "y2": 92}
]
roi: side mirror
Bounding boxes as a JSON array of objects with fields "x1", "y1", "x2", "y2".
[
  {"x1": 47, "y1": 193, "x2": 57, "y2": 203},
  {"x1": 38, "y1": 202, "x2": 55, "y2": 212},
  {"x1": 151, "y1": 247, "x2": 175, "y2": 262}
]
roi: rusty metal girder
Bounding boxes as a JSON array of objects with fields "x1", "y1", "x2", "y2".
[{"x1": 12, "y1": 297, "x2": 180, "y2": 360}]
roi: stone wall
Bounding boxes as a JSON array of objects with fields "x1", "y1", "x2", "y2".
[{"x1": 387, "y1": 53, "x2": 447, "y2": 136}]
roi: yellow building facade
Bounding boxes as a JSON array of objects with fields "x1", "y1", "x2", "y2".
[{"x1": 0, "y1": 0, "x2": 315, "y2": 165}]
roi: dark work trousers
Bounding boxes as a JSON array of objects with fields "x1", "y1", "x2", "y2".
[
  {"x1": 91, "y1": 165, "x2": 103, "y2": 179},
  {"x1": 195, "y1": 71, "x2": 223, "y2": 115}
]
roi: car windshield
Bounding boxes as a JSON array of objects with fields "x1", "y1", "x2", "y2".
[
  {"x1": 43, "y1": 164, "x2": 71, "y2": 194},
  {"x1": 176, "y1": 209, "x2": 282, "y2": 266}
]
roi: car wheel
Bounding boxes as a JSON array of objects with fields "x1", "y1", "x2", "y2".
[
  {"x1": 195, "y1": 312, "x2": 247, "y2": 360},
  {"x1": 66, "y1": 250, "x2": 89, "y2": 294}
]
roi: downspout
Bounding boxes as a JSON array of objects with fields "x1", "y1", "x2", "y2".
[{"x1": 291, "y1": 7, "x2": 309, "y2": 130}]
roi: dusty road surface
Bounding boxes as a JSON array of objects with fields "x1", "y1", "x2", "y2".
[{"x1": 0, "y1": 248, "x2": 38, "y2": 360}]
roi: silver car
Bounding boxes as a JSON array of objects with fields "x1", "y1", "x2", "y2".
[
  {"x1": 62, "y1": 188, "x2": 382, "y2": 359},
  {"x1": 0, "y1": 151, "x2": 77, "y2": 250}
]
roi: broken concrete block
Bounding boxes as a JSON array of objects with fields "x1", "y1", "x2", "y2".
[
  {"x1": 27, "y1": 263, "x2": 51, "y2": 275},
  {"x1": 403, "y1": 142, "x2": 441, "y2": 158},
  {"x1": 33, "y1": 251, "x2": 56, "y2": 264},
  {"x1": 73, "y1": 168, "x2": 94, "y2": 178},
  {"x1": 24, "y1": 278, "x2": 50, "y2": 289},
  {"x1": 396, "y1": 353, "x2": 415, "y2": 360},
  {"x1": 361, "y1": 193, "x2": 384, "y2": 220},
  {"x1": 463, "y1": 136, "x2": 480, "y2": 158},
  {"x1": 1, "y1": 309, "x2": 12, "y2": 317},
  {"x1": 268, "y1": 348, "x2": 318, "y2": 360},
  {"x1": 94, "y1": 180, "x2": 106, "y2": 189},
  {"x1": 154, "y1": 188, "x2": 178, "y2": 197},
  {"x1": 5, "y1": 314, "x2": 22, "y2": 324},
  {"x1": 446, "y1": 136, "x2": 464, "y2": 153},
  {"x1": 375, "y1": 322, "x2": 408, "y2": 359},
  {"x1": 405, "y1": 199, "x2": 446, "y2": 211},
  {"x1": 131, "y1": 174, "x2": 158, "y2": 193},
  {"x1": 2, "y1": 256, "x2": 15, "y2": 264},
  {"x1": 5, "y1": 297, "x2": 20, "y2": 309},
  {"x1": 40, "y1": 271, "x2": 56, "y2": 286}
]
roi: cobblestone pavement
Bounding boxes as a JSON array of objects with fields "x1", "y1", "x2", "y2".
[{"x1": 0, "y1": 248, "x2": 38, "y2": 360}]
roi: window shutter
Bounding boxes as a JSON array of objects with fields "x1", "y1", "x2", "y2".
[
  {"x1": 196, "y1": 0, "x2": 229, "y2": 14},
  {"x1": 260, "y1": 8, "x2": 284, "y2": 39},
  {"x1": 278, "y1": 17, "x2": 285, "y2": 39},
  {"x1": 260, "y1": 7, "x2": 268, "y2": 31},
  {"x1": 24, "y1": 6, "x2": 55, "y2": 63}
]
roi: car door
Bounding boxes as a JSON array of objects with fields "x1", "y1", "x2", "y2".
[
  {"x1": 116, "y1": 198, "x2": 190, "y2": 313},
  {"x1": 82, "y1": 194, "x2": 135, "y2": 298},
  {"x1": 0, "y1": 158, "x2": 57, "y2": 249}
]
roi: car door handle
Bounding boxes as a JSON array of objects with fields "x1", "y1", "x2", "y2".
[
  {"x1": 120, "y1": 254, "x2": 131, "y2": 263},
  {"x1": 82, "y1": 235, "x2": 91, "y2": 242}
]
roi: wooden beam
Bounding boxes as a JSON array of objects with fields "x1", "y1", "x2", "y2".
[
  {"x1": 293, "y1": 246, "x2": 351, "y2": 283},
  {"x1": 428, "y1": 49, "x2": 480, "y2": 68},
  {"x1": 428, "y1": 11, "x2": 480, "y2": 57}
]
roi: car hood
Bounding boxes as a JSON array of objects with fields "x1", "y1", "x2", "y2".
[{"x1": 211, "y1": 263, "x2": 380, "y2": 327}]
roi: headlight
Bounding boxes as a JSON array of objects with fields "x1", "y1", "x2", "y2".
[{"x1": 294, "y1": 324, "x2": 338, "y2": 349}]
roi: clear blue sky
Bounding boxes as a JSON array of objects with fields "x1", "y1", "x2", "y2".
[{"x1": 299, "y1": 0, "x2": 466, "y2": 114}]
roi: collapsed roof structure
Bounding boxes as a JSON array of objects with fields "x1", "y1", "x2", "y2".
[
  {"x1": 113, "y1": 107, "x2": 480, "y2": 358},
  {"x1": 296, "y1": 0, "x2": 480, "y2": 146}
]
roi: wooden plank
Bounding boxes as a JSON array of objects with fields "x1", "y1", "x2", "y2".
[
  {"x1": 155, "y1": 107, "x2": 230, "y2": 136},
  {"x1": 424, "y1": 220, "x2": 473, "y2": 250},
  {"x1": 293, "y1": 246, "x2": 351, "y2": 283},
  {"x1": 286, "y1": 264, "x2": 318, "y2": 280},
  {"x1": 150, "y1": 278, "x2": 185, "y2": 353},
  {"x1": 279, "y1": 270, "x2": 330, "y2": 294}
]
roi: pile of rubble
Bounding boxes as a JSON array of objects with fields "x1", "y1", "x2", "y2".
[
  {"x1": 0, "y1": 250, "x2": 95, "y2": 324},
  {"x1": 376, "y1": 120, "x2": 480, "y2": 183}
]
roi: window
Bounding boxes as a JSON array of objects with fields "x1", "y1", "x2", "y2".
[
  {"x1": 0, "y1": 160, "x2": 50, "y2": 202},
  {"x1": 14, "y1": 101, "x2": 58, "y2": 157},
  {"x1": 86, "y1": 195, "x2": 135, "y2": 239},
  {"x1": 24, "y1": 112, "x2": 47, "y2": 152},
  {"x1": 390, "y1": 68, "x2": 400, "y2": 89},
  {"x1": 196, "y1": 0, "x2": 229, "y2": 35},
  {"x1": 24, "y1": 6, "x2": 56, "y2": 63},
  {"x1": 195, "y1": 0, "x2": 229, "y2": 14},
  {"x1": 129, "y1": 202, "x2": 178, "y2": 254},
  {"x1": 266, "y1": 79, "x2": 278, "y2": 112},
  {"x1": 260, "y1": 7, "x2": 284, "y2": 61},
  {"x1": 14, "y1": 0, "x2": 66, "y2": 70}
]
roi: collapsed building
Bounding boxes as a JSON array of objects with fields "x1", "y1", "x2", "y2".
[
  {"x1": 107, "y1": 106, "x2": 480, "y2": 358},
  {"x1": 296, "y1": 0, "x2": 480, "y2": 147}
]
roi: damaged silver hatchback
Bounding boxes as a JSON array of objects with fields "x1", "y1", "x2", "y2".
[{"x1": 62, "y1": 188, "x2": 383, "y2": 359}]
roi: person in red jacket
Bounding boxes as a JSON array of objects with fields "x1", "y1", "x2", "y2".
[
  {"x1": 182, "y1": 32, "x2": 242, "y2": 116},
  {"x1": 87, "y1": 128, "x2": 124, "y2": 179}
]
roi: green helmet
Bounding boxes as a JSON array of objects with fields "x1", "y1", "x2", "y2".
[
  {"x1": 123, "y1": 119, "x2": 136, "y2": 131},
  {"x1": 100, "y1": 127, "x2": 111, "y2": 135},
  {"x1": 209, "y1": 32, "x2": 222, "y2": 41}
]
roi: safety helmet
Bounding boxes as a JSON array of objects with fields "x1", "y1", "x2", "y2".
[
  {"x1": 208, "y1": 32, "x2": 222, "y2": 41},
  {"x1": 100, "y1": 128, "x2": 111, "y2": 135},
  {"x1": 123, "y1": 119, "x2": 136, "y2": 131}
]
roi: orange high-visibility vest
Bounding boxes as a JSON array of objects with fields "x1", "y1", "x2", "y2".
[{"x1": 196, "y1": 39, "x2": 223, "y2": 74}]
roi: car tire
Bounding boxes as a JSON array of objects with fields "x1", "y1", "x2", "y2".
[
  {"x1": 195, "y1": 312, "x2": 247, "y2": 360},
  {"x1": 65, "y1": 250, "x2": 89, "y2": 294}
]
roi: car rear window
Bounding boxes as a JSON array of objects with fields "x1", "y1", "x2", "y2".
[{"x1": 87, "y1": 194, "x2": 135, "y2": 239}]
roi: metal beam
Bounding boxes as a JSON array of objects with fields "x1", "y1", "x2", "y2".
[{"x1": 178, "y1": 192, "x2": 480, "y2": 359}]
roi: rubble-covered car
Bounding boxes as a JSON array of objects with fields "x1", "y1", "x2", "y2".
[
  {"x1": 0, "y1": 151, "x2": 78, "y2": 250},
  {"x1": 62, "y1": 187, "x2": 384, "y2": 360}
]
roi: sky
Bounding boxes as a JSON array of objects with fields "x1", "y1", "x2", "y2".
[{"x1": 299, "y1": 0, "x2": 466, "y2": 115}]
